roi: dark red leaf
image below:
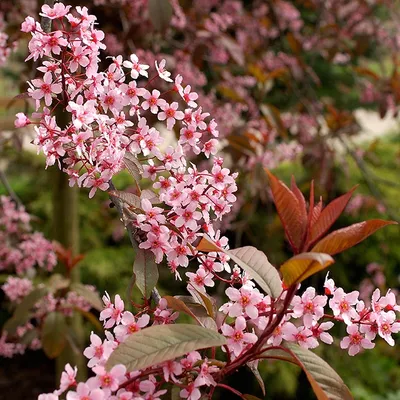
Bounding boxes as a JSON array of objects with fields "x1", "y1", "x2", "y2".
[
  {"x1": 308, "y1": 186, "x2": 358, "y2": 247},
  {"x1": 266, "y1": 170, "x2": 307, "y2": 253}
]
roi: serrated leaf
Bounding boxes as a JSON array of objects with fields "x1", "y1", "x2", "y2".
[
  {"x1": 42, "y1": 311, "x2": 67, "y2": 359},
  {"x1": 164, "y1": 295, "x2": 203, "y2": 325},
  {"x1": 312, "y1": 220, "x2": 397, "y2": 256},
  {"x1": 173, "y1": 295, "x2": 218, "y2": 331},
  {"x1": 266, "y1": 170, "x2": 306, "y2": 252},
  {"x1": 141, "y1": 189, "x2": 160, "y2": 204},
  {"x1": 70, "y1": 283, "x2": 103, "y2": 311},
  {"x1": 133, "y1": 248, "x2": 159, "y2": 299},
  {"x1": 109, "y1": 190, "x2": 141, "y2": 210},
  {"x1": 280, "y1": 252, "x2": 334, "y2": 286},
  {"x1": 4, "y1": 287, "x2": 48, "y2": 334},
  {"x1": 228, "y1": 246, "x2": 282, "y2": 298},
  {"x1": 148, "y1": 0, "x2": 173, "y2": 31},
  {"x1": 47, "y1": 274, "x2": 70, "y2": 292},
  {"x1": 123, "y1": 152, "x2": 143, "y2": 182},
  {"x1": 308, "y1": 186, "x2": 358, "y2": 247},
  {"x1": 285, "y1": 343, "x2": 353, "y2": 400},
  {"x1": 187, "y1": 284, "x2": 217, "y2": 318},
  {"x1": 106, "y1": 324, "x2": 226, "y2": 372}
]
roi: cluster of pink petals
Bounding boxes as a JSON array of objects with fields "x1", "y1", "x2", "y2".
[
  {"x1": 40, "y1": 295, "x2": 221, "y2": 400},
  {"x1": 0, "y1": 196, "x2": 57, "y2": 275},
  {"x1": 18, "y1": 4, "x2": 238, "y2": 276}
]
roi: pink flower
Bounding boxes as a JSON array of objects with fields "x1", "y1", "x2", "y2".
[
  {"x1": 137, "y1": 199, "x2": 166, "y2": 225},
  {"x1": 139, "y1": 232, "x2": 170, "y2": 263},
  {"x1": 43, "y1": 31, "x2": 68, "y2": 56},
  {"x1": 340, "y1": 324, "x2": 375, "y2": 356},
  {"x1": 58, "y1": 364, "x2": 77, "y2": 394},
  {"x1": 123, "y1": 54, "x2": 149, "y2": 79},
  {"x1": 142, "y1": 89, "x2": 166, "y2": 114},
  {"x1": 28, "y1": 72, "x2": 62, "y2": 107},
  {"x1": 174, "y1": 203, "x2": 202, "y2": 231},
  {"x1": 99, "y1": 294, "x2": 125, "y2": 329},
  {"x1": 2, "y1": 277, "x2": 32, "y2": 303},
  {"x1": 282, "y1": 323, "x2": 319, "y2": 349},
  {"x1": 180, "y1": 383, "x2": 201, "y2": 400},
  {"x1": 40, "y1": 3, "x2": 71, "y2": 19},
  {"x1": 329, "y1": 288, "x2": 359, "y2": 325},
  {"x1": 93, "y1": 365, "x2": 127, "y2": 391},
  {"x1": 376, "y1": 313, "x2": 400, "y2": 346},
  {"x1": 292, "y1": 287, "x2": 327, "y2": 327},
  {"x1": 83, "y1": 332, "x2": 115, "y2": 367},
  {"x1": 311, "y1": 321, "x2": 334, "y2": 344},
  {"x1": 158, "y1": 102, "x2": 184, "y2": 130},
  {"x1": 113, "y1": 312, "x2": 150, "y2": 342},
  {"x1": 222, "y1": 285, "x2": 262, "y2": 319},
  {"x1": 65, "y1": 381, "x2": 104, "y2": 400},
  {"x1": 155, "y1": 59, "x2": 173, "y2": 82},
  {"x1": 186, "y1": 268, "x2": 214, "y2": 291},
  {"x1": 14, "y1": 113, "x2": 31, "y2": 128},
  {"x1": 221, "y1": 316, "x2": 258, "y2": 356},
  {"x1": 324, "y1": 272, "x2": 336, "y2": 296}
]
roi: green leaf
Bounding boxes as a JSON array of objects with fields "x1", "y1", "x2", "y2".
[
  {"x1": 148, "y1": 0, "x2": 173, "y2": 32},
  {"x1": 133, "y1": 249, "x2": 159, "y2": 299},
  {"x1": 4, "y1": 287, "x2": 48, "y2": 335},
  {"x1": 228, "y1": 246, "x2": 282, "y2": 298},
  {"x1": 106, "y1": 324, "x2": 226, "y2": 372},
  {"x1": 71, "y1": 283, "x2": 103, "y2": 311},
  {"x1": 285, "y1": 343, "x2": 353, "y2": 400},
  {"x1": 47, "y1": 274, "x2": 70, "y2": 292},
  {"x1": 41, "y1": 311, "x2": 68, "y2": 359}
]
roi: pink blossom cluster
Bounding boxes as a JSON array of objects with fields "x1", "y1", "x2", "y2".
[
  {"x1": 41, "y1": 264, "x2": 400, "y2": 399},
  {"x1": 0, "y1": 196, "x2": 57, "y2": 275},
  {"x1": 0, "y1": 13, "x2": 17, "y2": 67},
  {"x1": 40, "y1": 294, "x2": 221, "y2": 400},
  {"x1": 0, "y1": 279, "x2": 95, "y2": 358},
  {"x1": 0, "y1": 196, "x2": 96, "y2": 358},
  {"x1": 18, "y1": 4, "x2": 238, "y2": 272}
]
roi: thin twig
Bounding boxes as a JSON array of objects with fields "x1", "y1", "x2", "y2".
[{"x1": 0, "y1": 169, "x2": 22, "y2": 207}]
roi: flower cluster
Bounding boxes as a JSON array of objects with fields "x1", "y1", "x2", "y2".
[
  {"x1": 0, "y1": 196, "x2": 97, "y2": 358},
  {"x1": 0, "y1": 195, "x2": 57, "y2": 275},
  {"x1": 18, "y1": 3, "x2": 237, "y2": 273},
  {"x1": 40, "y1": 294, "x2": 221, "y2": 400},
  {"x1": 0, "y1": 12, "x2": 17, "y2": 67}
]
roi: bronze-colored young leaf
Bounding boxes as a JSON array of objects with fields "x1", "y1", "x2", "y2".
[
  {"x1": 312, "y1": 220, "x2": 398, "y2": 256},
  {"x1": 148, "y1": 0, "x2": 173, "y2": 32},
  {"x1": 285, "y1": 343, "x2": 353, "y2": 400},
  {"x1": 196, "y1": 236, "x2": 221, "y2": 252},
  {"x1": 71, "y1": 283, "x2": 103, "y2": 311},
  {"x1": 133, "y1": 248, "x2": 159, "y2": 299},
  {"x1": 266, "y1": 170, "x2": 306, "y2": 252},
  {"x1": 187, "y1": 285, "x2": 217, "y2": 319},
  {"x1": 280, "y1": 252, "x2": 334, "y2": 286},
  {"x1": 308, "y1": 186, "x2": 358, "y2": 247},
  {"x1": 164, "y1": 296, "x2": 203, "y2": 325},
  {"x1": 41, "y1": 311, "x2": 68, "y2": 359},
  {"x1": 106, "y1": 324, "x2": 226, "y2": 372},
  {"x1": 228, "y1": 246, "x2": 283, "y2": 298}
]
